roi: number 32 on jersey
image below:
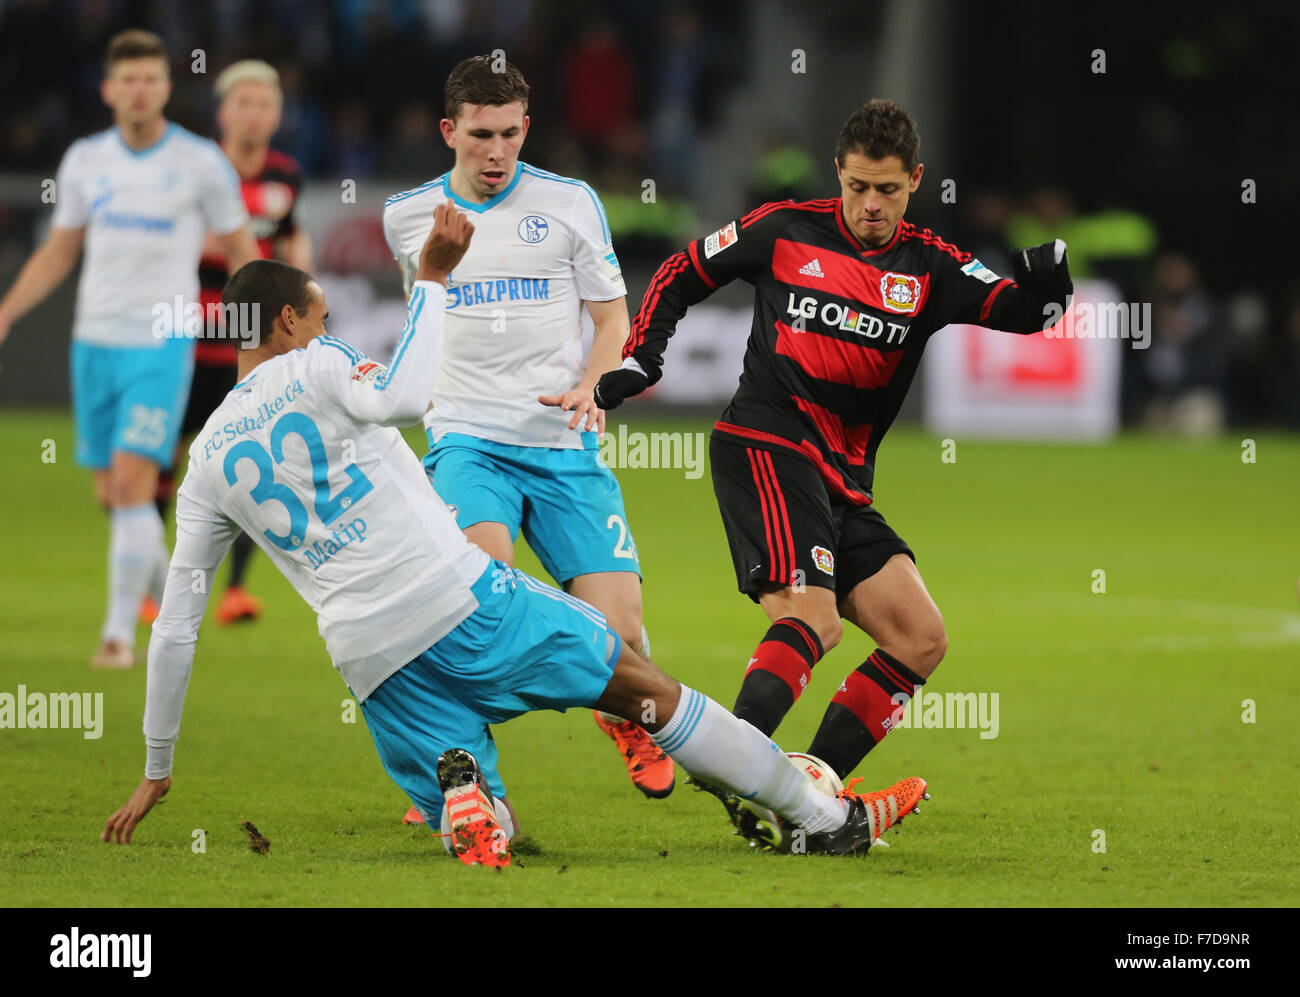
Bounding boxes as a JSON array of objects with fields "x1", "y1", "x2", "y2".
[{"x1": 223, "y1": 412, "x2": 373, "y2": 550}]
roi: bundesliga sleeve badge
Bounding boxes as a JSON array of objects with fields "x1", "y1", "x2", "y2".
[
  {"x1": 704, "y1": 220, "x2": 738, "y2": 258},
  {"x1": 960, "y1": 258, "x2": 1002, "y2": 284},
  {"x1": 351, "y1": 361, "x2": 384, "y2": 383},
  {"x1": 880, "y1": 273, "x2": 922, "y2": 313}
]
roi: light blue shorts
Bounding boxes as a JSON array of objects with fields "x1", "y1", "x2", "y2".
[
  {"x1": 423, "y1": 431, "x2": 641, "y2": 583},
  {"x1": 360, "y1": 559, "x2": 621, "y2": 820},
  {"x1": 71, "y1": 338, "x2": 195, "y2": 470}
]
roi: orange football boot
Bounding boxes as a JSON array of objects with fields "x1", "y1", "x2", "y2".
[
  {"x1": 594, "y1": 711, "x2": 675, "y2": 798},
  {"x1": 436, "y1": 748, "x2": 510, "y2": 868},
  {"x1": 802, "y1": 776, "x2": 929, "y2": 855},
  {"x1": 218, "y1": 586, "x2": 263, "y2": 625},
  {"x1": 844, "y1": 776, "x2": 929, "y2": 836},
  {"x1": 401, "y1": 805, "x2": 426, "y2": 825}
]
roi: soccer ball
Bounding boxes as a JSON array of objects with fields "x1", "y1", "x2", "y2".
[{"x1": 786, "y1": 752, "x2": 843, "y2": 796}]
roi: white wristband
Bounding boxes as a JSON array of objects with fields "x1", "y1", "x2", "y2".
[{"x1": 145, "y1": 740, "x2": 175, "y2": 780}]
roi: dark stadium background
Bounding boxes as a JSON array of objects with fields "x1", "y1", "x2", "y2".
[{"x1": 0, "y1": 0, "x2": 1295, "y2": 427}]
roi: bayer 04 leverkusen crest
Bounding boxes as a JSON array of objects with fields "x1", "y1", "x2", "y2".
[{"x1": 880, "y1": 273, "x2": 922, "y2": 313}]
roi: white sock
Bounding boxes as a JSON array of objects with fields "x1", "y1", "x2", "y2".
[
  {"x1": 651, "y1": 686, "x2": 847, "y2": 834},
  {"x1": 102, "y1": 503, "x2": 164, "y2": 645}
]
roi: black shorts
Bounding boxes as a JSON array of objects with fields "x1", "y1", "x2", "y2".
[
  {"x1": 709, "y1": 434, "x2": 913, "y2": 602},
  {"x1": 181, "y1": 359, "x2": 237, "y2": 437}
]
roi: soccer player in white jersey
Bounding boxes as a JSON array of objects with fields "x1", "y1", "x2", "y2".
[
  {"x1": 99, "y1": 204, "x2": 924, "y2": 865},
  {"x1": 0, "y1": 30, "x2": 258, "y2": 669},
  {"x1": 382, "y1": 57, "x2": 671, "y2": 818}
]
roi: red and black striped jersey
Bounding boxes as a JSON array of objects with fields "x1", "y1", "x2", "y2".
[
  {"x1": 196, "y1": 147, "x2": 302, "y2": 359},
  {"x1": 625, "y1": 198, "x2": 1066, "y2": 505}
]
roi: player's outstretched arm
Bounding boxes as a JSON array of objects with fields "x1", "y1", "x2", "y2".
[
  {"x1": 102, "y1": 478, "x2": 237, "y2": 844},
  {"x1": 0, "y1": 227, "x2": 84, "y2": 351},
  {"x1": 332, "y1": 203, "x2": 473, "y2": 427},
  {"x1": 974, "y1": 239, "x2": 1074, "y2": 335},
  {"x1": 596, "y1": 214, "x2": 773, "y2": 410},
  {"x1": 593, "y1": 246, "x2": 712, "y2": 411}
]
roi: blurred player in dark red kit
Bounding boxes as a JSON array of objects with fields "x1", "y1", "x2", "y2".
[
  {"x1": 596, "y1": 100, "x2": 1072, "y2": 844},
  {"x1": 153, "y1": 60, "x2": 313, "y2": 626}
]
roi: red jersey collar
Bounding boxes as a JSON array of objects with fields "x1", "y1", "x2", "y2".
[{"x1": 835, "y1": 198, "x2": 905, "y2": 257}]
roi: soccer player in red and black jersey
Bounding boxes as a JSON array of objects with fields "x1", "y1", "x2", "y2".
[
  {"x1": 155, "y1": 60, "x2": 313, "y2": 626},
  {"x1": 596, "y1": 100, "x2": 1072, "y2": 818}
]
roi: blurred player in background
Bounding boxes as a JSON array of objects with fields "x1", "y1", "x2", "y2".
[
  {"x1": 152, "y1": 59, "x2": 312, "y2": 627},
  {"x1": 596, "y1": 99, "x2": 1071, "y2": 845},
  {"x1": 383, "y1": 55, "x2": 673, "y2": 824},
  {"x1": 102, "y1": 205, "x2": 925, "y2": 866},
  {"x1": 0, "y1": 30, "x2": 257, "y2": 669}
]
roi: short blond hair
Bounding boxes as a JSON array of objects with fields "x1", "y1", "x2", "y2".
[
  {"x1": 105, "y1": 29, "x2": 168, "y2": 73},
  {"x1": 215, "y1": 60, "x2": 280, "y2": 99}
]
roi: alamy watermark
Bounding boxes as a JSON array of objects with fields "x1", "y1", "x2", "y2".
[
  {"x1": 0, "y1": 686, "x2": 103, "y2": 739},
  {"x1": 886, "y1": 685, "x2": 1000, "y2": 739},
  {"x1": 152, "y1": 297, "x2": 261, "y2": 348},
  {"x1": 1043, "y1": 300, "x2": 1151, "y2": 350},
  {"x1": 598, "y1": 424, "x2": 705, "y2": 479},
  {"x1": 49, "y1": 928, "x2": 150, "y2": 976}
]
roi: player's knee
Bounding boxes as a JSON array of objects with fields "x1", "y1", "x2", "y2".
[
  {"x1": 107, "y1": 473, "x2": 141, "y2": 508},
  {"x1": 910, "y1": 619, "x2": 947, "y2": 677},
  {"x1": 801, "y1": 605, "x2": 842, "y2": 652},
  {"x1": 607, "y1": 606, "x2": 644, "y2": 654},
  {"x1": 567, "y1": 575, "x2": 643, "y2": 652},
  {"x1": 817, "y1": 616, "x2": 843, "y2": 652},
  {"x1": 786, "y1": 609, "x2": 841, "y2": 652},
  {"x1": 108, "y1": 457, "x2": 157, "y2": 507},
  {"x1": 764, "y1": 587, "x2": 841, "y2": 651}
]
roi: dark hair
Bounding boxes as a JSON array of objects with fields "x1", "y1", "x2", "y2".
[
  {"x1": 222, "y1": 260, "x2": 314, "y2": 345},
  {"x1": 444, "y1": 54, "x2": 530, "y2": 121},
  {"x1": 835, "y1": 99, "x2": 921, "y2": 171},
  {"x1": 105, "y1": 29, "x2": 168, "y2": 73}
]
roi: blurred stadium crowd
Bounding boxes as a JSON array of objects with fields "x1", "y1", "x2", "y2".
[
  {"x1": 0, "y1": 0, "x2": 744, "y2": 188},
  {"x1": 1, "y1": 0, "x2": 1296, "y2": 430}
]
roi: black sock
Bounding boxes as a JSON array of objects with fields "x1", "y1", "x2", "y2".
[
  {"x1": 807, "y1": 649, "x2": 925, "y2": 779},
  {"x1": 228, "y1": 531, "x2": 255, "y2": 588},
  {"x1": 733, "y1": 671, "x2": 794, "y2": 737},
  {"x1": 732, "y1": 617, "x2": 825, "y2": 737}
]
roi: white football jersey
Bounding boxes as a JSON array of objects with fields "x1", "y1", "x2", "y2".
[
  {"x1": 144, "y1": 282, "x2": 491, "y2": 776},
  {"x1": 382, "y1": 163, "x2": 626, "y2": 449},
  {"x1": 51, "y1": 123, "x2": 248, "y2": 347}
]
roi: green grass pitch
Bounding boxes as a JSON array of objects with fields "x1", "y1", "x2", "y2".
[{"x1": 1, "y1": 410, "x2": 1297, "y2": 907}]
